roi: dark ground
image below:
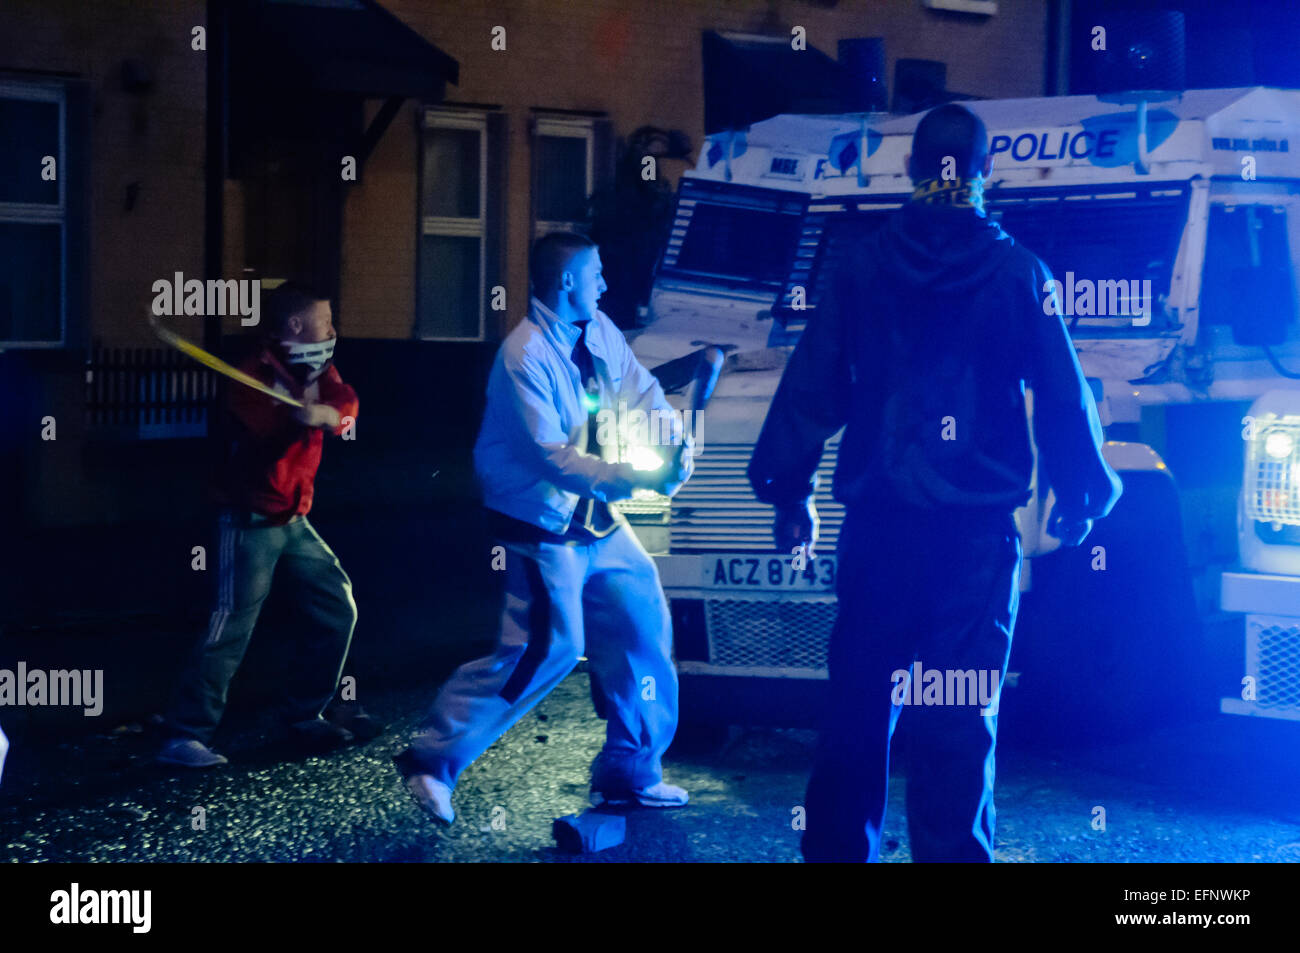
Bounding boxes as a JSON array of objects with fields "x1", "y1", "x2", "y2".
[
  {"x1": 4, "y1": 671, "x2": 1300, "y2": 863},
  {"x1": 3, "y1": 504, "x2": 1300, "y2": 862}
]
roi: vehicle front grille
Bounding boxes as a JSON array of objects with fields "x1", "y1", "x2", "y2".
[
  {"x1": 670, "y1": 441, "x2": 845, "y2": 553},
  {"x1": 705, "y1": 596, "x2": 835, "y2": 673},
  {"x1": 1248, "y1": 616, "x2": 1300, "y2": 711}
]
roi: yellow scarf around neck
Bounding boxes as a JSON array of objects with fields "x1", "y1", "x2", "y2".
[{"x1": 910, "y1": 175, "x2": 987, "y2": 214}]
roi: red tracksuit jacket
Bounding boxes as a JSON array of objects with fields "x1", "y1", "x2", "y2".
[{"x1": 214, "y1": 343, "x2": 358, "y2": 523}]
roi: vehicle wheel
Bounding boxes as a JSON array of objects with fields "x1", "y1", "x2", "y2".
[{"x1": 1007, "y1": 467, "x2": 1208, "y2": 742}]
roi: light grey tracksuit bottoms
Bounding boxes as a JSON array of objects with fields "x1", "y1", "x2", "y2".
[{"x1": 394, "y1": 523, "x2": 678, "y2": 796}]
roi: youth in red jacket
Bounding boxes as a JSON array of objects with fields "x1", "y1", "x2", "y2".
[
  {"x1": 160, "y1": 282, "x2": 364, "y2": 767},
  {"x1": 215, "y1": 342, "x2": 358, "y2": 523}
]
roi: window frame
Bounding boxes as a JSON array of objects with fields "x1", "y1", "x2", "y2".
[
  {"x1": 0, "y1": 79, "x2": 67, "y2": 349},
  {"x1": 531, "y1": 114, "x2": 596, "y2": 240},
  {"x1": 417, "y1": 106, "x2": 489, "y2": 342}
]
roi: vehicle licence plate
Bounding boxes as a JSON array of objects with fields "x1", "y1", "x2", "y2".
[{"x1": 704, "y1": 555, "x2": 837, "y2": 591}]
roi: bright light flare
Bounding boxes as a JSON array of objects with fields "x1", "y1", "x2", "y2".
[
  {"x1": 626, "y1": 445, "x2": 664, "y2": 471},
  {"x1": 1265, "y1": 431, "x2": 1295, "y2": 459}
]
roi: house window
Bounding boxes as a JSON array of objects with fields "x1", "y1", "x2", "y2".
[
  {"x1": 532, "y1": 115, "x2": 597, "y2": 240},
  {"x1": 0, "y1": 81, "x2": 65, "y2": 347},
  {"x1": 417, "y1": 108, "x2": 489, "y2": 341}
]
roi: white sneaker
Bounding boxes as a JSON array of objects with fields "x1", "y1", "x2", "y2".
[
  {"x1": 156, "y1": 738, "x2": 228, "y2": 768},
  {"x1": 405, "y1": 774, "x2": 455, "y2": 827},
  {"x1": 591, "y1": 781, "x2": 689, "y2": 809}
]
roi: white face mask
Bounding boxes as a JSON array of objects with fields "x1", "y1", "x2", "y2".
[{"x1": 283, "y1": 338, "x2": 336, "y2": 379}]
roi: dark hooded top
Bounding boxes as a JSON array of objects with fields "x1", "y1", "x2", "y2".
[{"x1": 748, "y1": 201, "x2": 1122, "y2": 524}]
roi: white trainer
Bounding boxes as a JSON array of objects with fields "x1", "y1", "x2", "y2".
[
  {"x1": 405, "y1": 774, "x2": 455, "y2": 827},
  {"x1": 591, "y1": 781, "x2": 689, "y2": 809},
  {"x1": 156, "y1": 738, "x2": 228, "y2": 768}
]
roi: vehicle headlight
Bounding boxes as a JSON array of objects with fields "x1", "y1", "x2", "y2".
[{"x1": 1266, "y1": 431, "x2": 1295, "y2": 459}]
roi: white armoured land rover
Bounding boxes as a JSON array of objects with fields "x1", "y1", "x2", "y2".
[{"x1": 617, "y1": 88, "x2": 1300, "y2": 730}]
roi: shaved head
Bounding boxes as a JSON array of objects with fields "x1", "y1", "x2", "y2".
[
  {"x1": 908, "y1": 103, "x2": 990, "y2": 183},
  {"x1": 530, "y1": 232, "x2": 597, "y2": 297},
  {"x1": 530, "y1": 231, "x2": 606, "y2": 323}
]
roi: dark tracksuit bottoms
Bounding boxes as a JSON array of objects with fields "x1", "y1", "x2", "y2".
[
  {"x1": 802, "y1": 505, "x2": 1021, "y2": 863},
  {"x1": 168, "y1": 510, "x2": 358, "y2": 744}
]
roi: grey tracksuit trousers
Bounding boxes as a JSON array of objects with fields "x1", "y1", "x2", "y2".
[
  {"x1": 168, "y1": 511, "x2": 358, "y2": 744},
  {"x1": 395, "y1": 521, "x2": 678, "y2": 796}
]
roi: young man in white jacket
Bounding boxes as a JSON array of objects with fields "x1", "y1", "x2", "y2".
[{"x1": 394, "y1": 232, "x2": 693, "y2": 828}]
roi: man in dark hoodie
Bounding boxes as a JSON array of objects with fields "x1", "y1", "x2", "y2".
[{"x1": 748, "y1": 104, "x2": 1122, "y2": 862}]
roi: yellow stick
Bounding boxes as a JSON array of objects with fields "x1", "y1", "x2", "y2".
[{"x1": 149, "y1": 318, "x2": 304, "y2": 409}]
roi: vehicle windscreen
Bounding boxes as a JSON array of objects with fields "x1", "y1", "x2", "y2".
[
  {"x1": 1200, "y1": 203, "x2": 1295, "y2": 345},
  {"x1": 775, "y1": 205, "x2": 894, "y2": 324},
  {"x1": 656, "y1": 179, "x2": 807, "y2": 292},
  {"x1": 675, "y1": 203, "x2": 802, "y2": 286},
  {"x1": 988, "y1": 187, "x2": 1190, "y2": 334}
]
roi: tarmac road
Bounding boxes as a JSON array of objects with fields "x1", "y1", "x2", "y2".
[
  {"x1": 4, "y1": 669, "x2": 1300, "y2": 863},
  {"x1": 3, "y1": 507, "x2": 1299, "y2": 862}
]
